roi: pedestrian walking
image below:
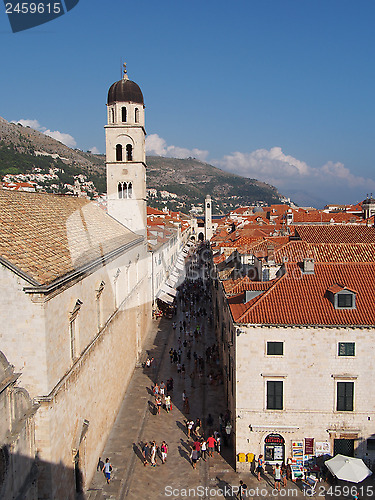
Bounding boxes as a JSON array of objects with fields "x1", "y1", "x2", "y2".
[
  {"x1": 281, "y1": 463, "x2": 287, "y2": 487},
  {"x1": 160, "y1": 441, "x2": 168, "y2": 464},
  {"x1": 201, "y1": 439, "x2": 208, "y2": 461},
  {"x1": 142, "y1": 442, "x2": 150, "y2": 466},
  {"x1": 150, "y1": 441, "x2": 157, "y2": 467},
  {"x1": 257, "y1": 454, "x2": 264, "y2": 481},
  {"x1": 101, "y1": 458, "x2": 112, "y2": 484},
  {"x1": 207, "y1": 435, "x2": 216, "y2": 457},
  {"x1": 274, "y1": 463, "x2": 282, "y2": 491},
  {"x1": 186, "y1": 419, "x2": 194, "y2": 438},
  {"x1": 190, "y1": 448, "x2": 199, "y2": 469},
  {"x1": 165, "y1": 394, "x2": 171, "y2": 412},
  {"x1": 155, "y1": 395, "x2": 162, "y2": 415},
  {"x1": 159, "y1": 381, "x2": 165, "y2": 396},
  {"x1": 216, "y1": 435, "x2": 221, "y2": 454},
  {"x1": 194, "y1": 418, "x2": 202, "y2": 438},
  {"x1": 184, "y1": 396, "x2": 190, "y2": 414},
  {"x1": 190, "y1": 370, "x2": 195, "y2": 388},
  {"x1": 238, "y1": 480, "x2": 247, "y2": 500}
]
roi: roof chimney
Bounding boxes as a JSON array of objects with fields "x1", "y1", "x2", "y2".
[{"x1": 302, "y1": 258, "x2": 315, "y2": 274}]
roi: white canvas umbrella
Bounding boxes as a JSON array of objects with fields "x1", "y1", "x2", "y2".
[{"x1": 325, "y1": 454, "x2": 372, "y2": 483}]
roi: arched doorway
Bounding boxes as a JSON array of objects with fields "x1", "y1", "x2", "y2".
[
  {"x1": 264, "y1": 433, "x2": 285, "y2": 463},
  {"x1": 198, "y1": 232, "x2": 204, "y2": 241}
]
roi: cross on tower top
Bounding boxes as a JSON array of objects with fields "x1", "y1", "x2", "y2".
[{"x1": 123, "y1": 62, "x2": 128, "y2": 80}]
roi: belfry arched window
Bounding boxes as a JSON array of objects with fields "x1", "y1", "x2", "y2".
[
  {"x1": 122, "y1": 107, "x2": 127, "y2": 122},
  {"x1": 111, "y1": 108, "x2": 115, "y2": 124},
  {"x1": 116, "y1": 144, "x2": 122, "y2": 161},
  {"x1": 117, "y1": 182, "x2": 133, "y2": 199},
  {"x1": 126, "y1": 144, "x2": 133, "y2": 161},
  {"x1": 135, "y1": 108, "x2": 139, "y2": 123}
]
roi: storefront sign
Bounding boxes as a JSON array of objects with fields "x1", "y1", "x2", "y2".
[
  {"x1": 305, "y1": 438, "x2": 314, "y2": 455},
  {"x1": 265, "y1": 434, "x2": 285, "y2": 444}
]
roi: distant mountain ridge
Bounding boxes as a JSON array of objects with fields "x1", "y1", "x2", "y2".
[{"x1": 0, "y1": 116, "x2": 283, "y2": 211}]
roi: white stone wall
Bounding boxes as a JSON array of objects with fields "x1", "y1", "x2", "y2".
[
  {"x1": 0, "y1": 238, "x2": 152, "y2": 499},
  {"x1": 0, "y1": 266, "x2": 48, "y2": 395}
]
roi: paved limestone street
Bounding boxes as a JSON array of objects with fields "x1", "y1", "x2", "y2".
[{"x1": 86, "y1": 244, "x2": 361, "y2": 500}]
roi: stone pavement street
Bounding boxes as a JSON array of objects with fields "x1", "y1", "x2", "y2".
[{"x1": 86, "y1": 249, "x2": 337, "y2": 500}]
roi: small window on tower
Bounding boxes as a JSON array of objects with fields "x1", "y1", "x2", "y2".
[
  {"x1": 122, "y1": 107, "x2": 127, "y2": 122},
  {"x1": 135, "y1": 108, "x2": 139, "y2": 123},
  {"x1": 207, "y1": 203, "x2": 210, "y2": 209},
  {"x1": 111, "y1": 108, "x2": 115, "y2": 123},
  {"x1": 118, "y1": 182, "x2": 123, "y2": 199},
  {"x1": 127, "y1": 182, "x2": 133, "y2": 199},
  {"x1": 126, "y1": 144, "x2": 133, "y2": 161},
  {"x1": 116, "y1": 144, "x2": 122, "y2": 161}
]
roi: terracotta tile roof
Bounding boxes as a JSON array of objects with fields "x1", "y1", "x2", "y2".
[
  {"x1": 292, "y1": 211, "x2": 362, "y2": 224},
  {"x1": 0, "y1": 190, "x2": 140, "y2": 286},
  {"x1": 213, "y1": 253, "x2": 227, "y2": 264},
  {"x1": 147, "y1": 206, "x2": 165, "y2": 215},
  {"x1": 327, "y1": 283, "x2": 357, "y2": 294},
  {"x1": 270, "y1": 240, "x2": 375, "y2": 264},
  {"x1": 223, "y1": 276, "x2": 274, "y2": 295},
  {"x1": 229, "y1": 262, "x2": 375, "y2": 326},
  {"x1": 295, "y1": 225, "x2": 375, "y2": 244}
]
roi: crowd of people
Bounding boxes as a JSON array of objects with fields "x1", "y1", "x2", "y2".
[{"x1": 141, "y1": 242, "x2": 234, "y2": 470}]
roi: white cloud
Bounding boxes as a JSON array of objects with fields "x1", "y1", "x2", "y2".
[
  {"x1": 89, "y1": 146, "x2": 101, "y2": 154},
  {"x1": 12, "y1": 118, "x2": 77, "y2": 148},
  {"x1": 43, "y1": 129, "x2": 77, "y2": 148},
  {"x1": 213, "y1": 147, "x2": 375, "y2": 196},
  {"x1": 12, "y1": 118, "x2": 42, "y2": 129},
  {"x1": 146, "y1": 133, "x2": 209, "y2": 161}
]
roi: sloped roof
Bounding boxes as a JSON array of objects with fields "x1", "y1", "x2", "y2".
[
  {"x1": 229, "y1": 262, "x2": 375, "y2": 326},
  {"x1": 223, "y1": 276, "x2": 274, "y2": 295},
  {"x1": 296, "y1": 225, "x2": 375, "y2": 244},
  {"x1": 274, "y1": 241, "x2": 375, "y2": 264},
  {"x1": 0, "y1": 190, "x2": 141, "y2": 287}
]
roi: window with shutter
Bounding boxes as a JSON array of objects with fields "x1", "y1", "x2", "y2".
[
  {"x1": 337, "y1": 382, "x2": 354, "y2": 411},
  {"x1": 338, "y1": 342, "x2": 355, "y2": 356},
  {"x1": 267, "y1": 381, "x2": 283, "y2": 410},
  {"x1": 267, "y1": 342, "x2": 284, "y2": 355}
]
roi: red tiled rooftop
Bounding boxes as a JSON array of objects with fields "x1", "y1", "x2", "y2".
[
  {"x1": 295, "y1": 225, "x2": 375, "y2": 244},
  {"x1": 229, "y1": 262, "x2": 375, "y2": 326}
]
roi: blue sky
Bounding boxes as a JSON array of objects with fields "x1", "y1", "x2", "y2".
[{"x1": 1, "y1": 0, "x2": 374, "y2": 207}]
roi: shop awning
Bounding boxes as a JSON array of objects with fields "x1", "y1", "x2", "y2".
[
  {"x1": 157, "y1": 293, "x2": 174, "y2": 305},
  {"x1": 175, "y1": 260, "x2": 185, "y2": 271},
  {"x1": 160, "y1": 284, "x2": 177, "y2": 297}
]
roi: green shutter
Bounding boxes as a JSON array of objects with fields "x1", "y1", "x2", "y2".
[
  {"x1": 267, "y1": 381, "x2": 283, "y2": 409},
  {"x1": 337, "y1": 382, "x2": 354, "y2": 411}
]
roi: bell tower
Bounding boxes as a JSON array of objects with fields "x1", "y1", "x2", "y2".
[
  {"x1": 205, "y1": 194, "x2": 213, "y2": 241},
  {"x1": 105, "y1": 63, "x2": 147, "y2": 237}
]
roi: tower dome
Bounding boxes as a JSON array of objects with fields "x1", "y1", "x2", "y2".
[{"x1": 107, "y1": 63, "x2": 144, "y2": 105}]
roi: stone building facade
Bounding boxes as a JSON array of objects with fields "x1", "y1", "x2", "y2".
[
  {"x1": 0, "y1": 68, "x2": 152, "y2": 498},
  {"x1": 213, "y1": 259, "x2": 375, "y2": 470},
  {"x1": 0, "y1": 351, "x2": 38, "y2": 500}
]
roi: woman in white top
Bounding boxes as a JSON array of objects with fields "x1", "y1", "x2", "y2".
[{"x1": 150, "y1": 441, "x2": 157, "y2": 467}]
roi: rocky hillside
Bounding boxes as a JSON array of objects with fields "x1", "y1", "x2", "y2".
[
  {"x1": 146, "y1": 156, "x2": 282, "y2": 213},
  {"x1": 0, "y1": 116, "x2": 283, "y2": 211}
]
